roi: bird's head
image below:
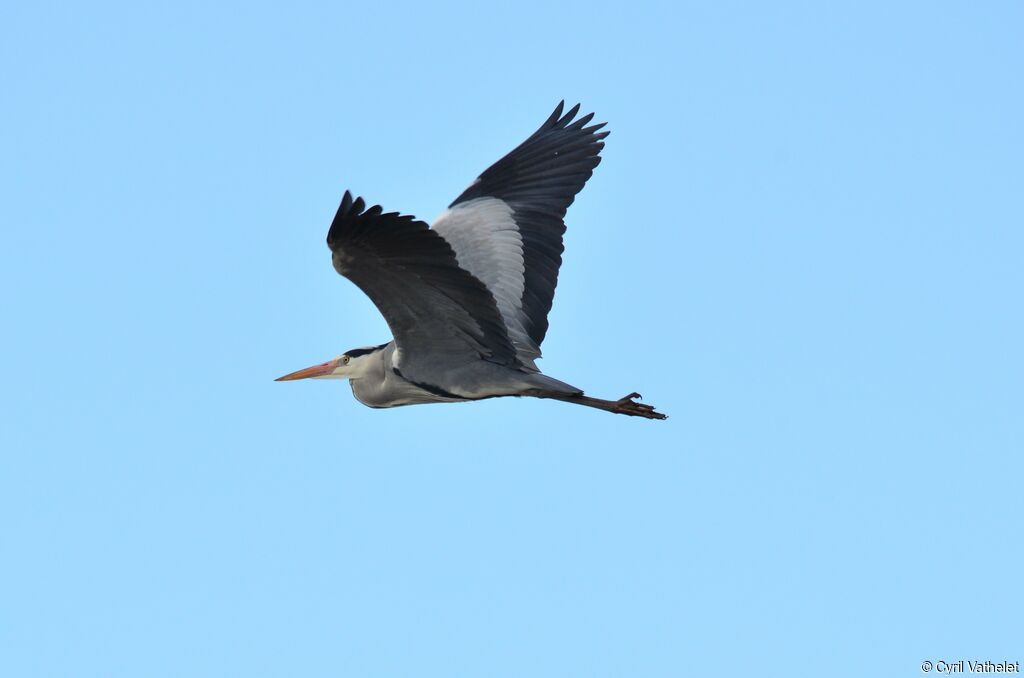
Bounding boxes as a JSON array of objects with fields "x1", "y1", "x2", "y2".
[{"x1": 275, "y1": 345, "x2": 384, "y2": 382}]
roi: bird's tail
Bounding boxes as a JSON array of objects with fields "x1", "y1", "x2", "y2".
[{"x1": 525, "y1": 373, "x2": 583, "y2": 395}]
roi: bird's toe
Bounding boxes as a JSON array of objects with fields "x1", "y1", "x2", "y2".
[{"x1": 611, "y1": 393, "x2": 666, "y2": 420}]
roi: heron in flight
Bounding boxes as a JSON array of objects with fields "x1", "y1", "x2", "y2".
[{"x1": 277, "y1": 102, "x2": 666, "y2": 420}]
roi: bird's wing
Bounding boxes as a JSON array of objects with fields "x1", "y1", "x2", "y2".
[
  {"x1": 327, "y1": 192, "x2": 518, "y2": 383},
  {"x1": 432, "y1": 101, "x2": 608, "y2": 368}
]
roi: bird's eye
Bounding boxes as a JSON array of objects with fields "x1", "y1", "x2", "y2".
[{"x1": 342, "y1": 355, "x2": 350, "y2": 365}]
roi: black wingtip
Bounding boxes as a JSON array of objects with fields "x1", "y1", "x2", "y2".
[
  {"x1": 561, "y1": 103, "x2": 582, "y2": 125},
  {"x1": 569, "y1": 111, "x2": 595, "y2": 130},
  {"x1": 547, "y1": 102, "x2": 608, "y2": 139},
  {"x1": 545, "y1": 101, "x2": 566, "y2": 126},
  {"x1": 329, "y1": 190, "x2": 365, "y2": 247}
]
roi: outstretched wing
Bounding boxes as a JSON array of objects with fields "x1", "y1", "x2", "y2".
[
  {"x1": 432, "y1": 102, "x2": 608, "y2": 369},
  {"x1": 327, "y1": 191, "x2": 518, "y2": 383}
]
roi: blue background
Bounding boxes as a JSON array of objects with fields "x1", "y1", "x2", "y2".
[{"x1": 2, "y1": 2, "x2": 1021, "y2": 676}]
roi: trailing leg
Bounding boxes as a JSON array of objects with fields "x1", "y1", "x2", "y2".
[{"x1": 527, "y1": 390, "x2": 667, "y2": 420}]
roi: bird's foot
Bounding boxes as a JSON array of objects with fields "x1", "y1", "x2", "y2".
[{"x1": 614, "y1": 392, "x2": 668, "y2": 420}]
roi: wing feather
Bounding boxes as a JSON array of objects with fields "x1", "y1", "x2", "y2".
[
  {"x1": 327, "y1": 192, "x2": 518, "y2": 383},
  {"x1": 433, "y1": 102, "x2": 608, "y2": 366}
]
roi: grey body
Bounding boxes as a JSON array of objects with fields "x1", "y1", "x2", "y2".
[
  {"x1": 279, "y1": 102, "x2": 666, "y2": 419},
  {"x1": 348, "y1": 342, "x2": 579, "y2": 409}
]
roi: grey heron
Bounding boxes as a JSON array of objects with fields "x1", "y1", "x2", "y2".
[{"x1": 277, "y1": 102, "x2": 667, "y2": 420}]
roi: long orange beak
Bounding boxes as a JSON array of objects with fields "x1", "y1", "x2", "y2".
[{"x1": 275, "y1": 357, "x2": 342, "y2": 381}]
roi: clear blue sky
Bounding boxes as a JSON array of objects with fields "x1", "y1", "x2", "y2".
[{"x1": 2, "y1": 2, "x2": 1021, "y2": 676}]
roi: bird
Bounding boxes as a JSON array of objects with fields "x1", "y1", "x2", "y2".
[{"x1": 276, "y1": 102, "x2": 667, "y2": 420}]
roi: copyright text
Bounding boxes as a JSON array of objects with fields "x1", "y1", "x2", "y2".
[{"x1": 921, "y1": 660, "x2": 1020, "y2": 674}]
